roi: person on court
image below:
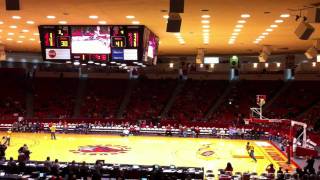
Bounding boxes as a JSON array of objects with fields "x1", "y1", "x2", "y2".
[
  {"x1": 246, "y1": 142, "x2": 250, "y2": 154},
  {"x1": 1, "y1": 129, "x2": 12, "y2": 146},
  {"x1": 249, "y1": 145, "x2": 257, "y2": 162},
  {"x1": 50, "y1": 123, "x2": 56, "y2": 140}
]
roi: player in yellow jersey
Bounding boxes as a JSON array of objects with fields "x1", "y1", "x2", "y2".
[
  {"x1": 50, "y1": 124, "x2": 56, "y2": 140},
  {"x1": 249, "y1": 145, "x2": 257, "y2": 162},
  {"x1": 2, "y1": 129, "x2": 11, "y2": 146}
]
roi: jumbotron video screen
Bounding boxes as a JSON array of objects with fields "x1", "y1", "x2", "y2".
[{"x1": 38, "y1": 25, "x2": 159, "y2": 65}]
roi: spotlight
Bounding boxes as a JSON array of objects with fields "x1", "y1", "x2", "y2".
[
  {"x1": 305, "y1": 47, "x2": 317, "y2": 59},
  {"x1": 259, "y1": 46, "x2": 272, "y2": 62}
]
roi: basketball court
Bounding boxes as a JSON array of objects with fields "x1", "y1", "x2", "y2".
[{"x1": 1, "y1": 133, "x2": 298, "y2": 174}]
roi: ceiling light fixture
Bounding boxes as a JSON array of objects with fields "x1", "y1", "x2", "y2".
[
  {"x1": 235, "y1": 24, "x2": 244, "y2": 28},
  {"x1": 280, "y1": 14, "x2": 290, "y2": 18},
  {"x1": 132, "y1": 21, "x2": 140, "y2": 24},
  {"x1": 241, "y1": 14, "x2": 251, "y2": 18},
  {"x1": 58, "y1": 21, "x2": 67, "y2": 24},
  {"x1": 234, "y1": 29, "x2": 241, "y2": 32},
  {"x1": 126, "y1": 15, "x2": 135, "y2": 19},
  {"x1": 202, "y1": 25, "x2": 210, "y2": 28},
  {"x1": 201, "y1": 20, "x2": 210, "y2": 24},
  {"x1": 163, "y1": 15, "x2": 169, "y2": 19},
  {"x1": 6, "y1": 38, "x2": 13, "y2": 41},
  {"x1": 201, "y1": 15, "x2": 211, "y2": 18},
  {"x1": 8, "y1": 32, "x2": 14, "y2": 35},
  {"x1": 238, "y1": 20, "x2": 246, "y2": 24},
  {"x1": 9, "y1": 25, "x2": 17, "y2": 29},
  {"x1": 21, "y1": 29, "x2": 29, "y2": 33},
  {"x1": 275, "y1": 19, "x2": 284, "y2": 23},
  {"x1": 98, "y1": 21, "x2": 107, "y2": 24},
  {"x1": 270, "y1": 24, "x2": 278, "y2": 28},
  {"x1": 266, "y1": 28, "x2": 273, "y2": 32},
  {"x1": 17, "y1": 41, "x2": 23, "y2": 43},
  {"x1": 46, "y1": 15, "x2": 56, "y2": 19},
  {"x1": 89, "y1": 15, "x2": 98, "y2": 19},
  {"x1": 0, "y1": 21, "x2": 4, "y2": 24},
  {"x1": 232, "y1": 32, "x2": 239, "y2": 36},
  {"x1": 26, "y1": 20, "x2": 35, "y2": 24},
  {"x1": 12, "y1": 16, "x2": 21, "y2": 19},
  {"x1": 262, "y1": 32, "x2": 269, "y2": 35},
  {"x1": 29, "y1": 38, "x2": 35, "y2": 41}
]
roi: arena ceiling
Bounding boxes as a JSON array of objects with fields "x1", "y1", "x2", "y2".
[{"x1": 0, "y1": 0, "x2": 320, "y2": 55}]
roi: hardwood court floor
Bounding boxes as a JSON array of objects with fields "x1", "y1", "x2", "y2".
[{"x1": 1, "y1": 133, "x2": 297, "y2": 174}]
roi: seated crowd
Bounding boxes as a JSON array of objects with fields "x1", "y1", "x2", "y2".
[{"x1": 0, "y1": 142, "x2": 319, "y2": 180}]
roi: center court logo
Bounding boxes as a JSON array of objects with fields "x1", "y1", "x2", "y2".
[
  {"x1": 69, "y1": 144, "x2": 131, "y2": 156},
  {"x1": 197, "y1": 144, "x2": 215, "y2": 160}
]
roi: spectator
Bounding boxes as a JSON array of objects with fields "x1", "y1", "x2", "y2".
[
  {"x1": 277, "y1": 167, "x2": 283, "y2": 174},
  {"x1": 44, "y1": 156, "x2": 52, "y2": 173},
  {"x1": 52, "y1": 159, "x2": 60, "y2": 176},
  {"x1": 93, "y1": 160, "x2": 103, "y2": 179},
  {"x1": 304, "y1": 156, "x2": 315, "y2": 174},
  {"x1": 266, "y1": 164, "x2": 275, "y2": 174},
  {"x1": 225, "y1": 162, "x2": 233, "y2": 174},
  {"x1": 211, "y1": 127, "x2": 217, "y2": 137},
  {"x1": 79, "y1": 161, "x2": 89, "y2": 179},
  {"x1": 17, "y1": 152, "x2": 26, "y2": 172},
  {"x1": 18, "y1": 144, "x2": 28, "y2": 153},
  {"x1": 67, "y1": 160, "x2": 78, "y2": 179},
  {"x1": 7, "y1": 157, "x2": 17, "y2": 174},
  {"x1": 295, "y1": 168, "x2": 304, "y2": 178},
  {"x1": 165, "y1": 124, "x2": 172, "y2": 136},
  {"x1": 0, "y1": 144, "x2": 7, "y2": 161}
]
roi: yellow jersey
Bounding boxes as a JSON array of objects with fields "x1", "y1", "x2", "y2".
[
  {"x1": 50, "y1": 126, "x2": 56, "y2": 133},
  {"x1": 6, "y1": 130, "x2": 12, "y2": 138}
]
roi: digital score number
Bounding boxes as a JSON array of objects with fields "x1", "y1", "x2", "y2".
[
  {"x1": 128, "y1": 32, "x2": 139, "y2": 48},
  {"x1": 90, "y1": 54, "x2": 108, "y2": 61},
  {"x1": 58, "y1": 37, "x2": 69, "y2": 48},
  {"x1": 44, "y1": 32, "x2": 56, "y2": 47},
  {"x1": 111, "y1": 36, "x2": 126, "y2": 48}
]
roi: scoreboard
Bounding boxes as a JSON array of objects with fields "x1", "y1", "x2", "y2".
[{"x1": 38, "y1": 25, "x2": 158, "y2": 65}]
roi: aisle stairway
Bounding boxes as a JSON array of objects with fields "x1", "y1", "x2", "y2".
[
  {"x1": 263, "y1": 80, "x2": 292, "y2": 111},
  {"x1": 160, "y1": 80, "x2": 185, "y2": 118},
  {"x1": 116, "y1": 79, "x2": 138, "y2": 118},
  {"x1": 204, "y1": 81, "x2": 236, "y2": 120},
  {"x1": 73, "y1": 78, "x2": 87, "y2": 117}
]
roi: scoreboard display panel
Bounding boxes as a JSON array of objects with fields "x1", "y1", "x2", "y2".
[{"x1": 39, "y1": 25, "x2": 155, "y2": 64}]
